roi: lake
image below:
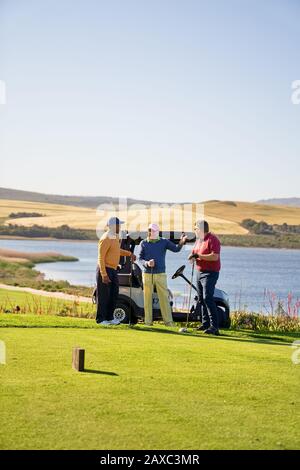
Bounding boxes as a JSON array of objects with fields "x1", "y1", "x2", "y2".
[{"x1": 1, "y1": 238, "x2": 300, "y2": 313}]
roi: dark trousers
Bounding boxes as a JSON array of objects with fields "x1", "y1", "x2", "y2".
[
  {"x1": 96, "y1": 267, "x2": 119, "y2": 323},
  {"x1": 196, "y1": 271, "x2": 219, "y2": 330}
]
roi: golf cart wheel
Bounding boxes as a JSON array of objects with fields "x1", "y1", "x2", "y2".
[
  {"x1": 113, "y1": 302, "x2": 137, "y2": 325},
  {"x1": 216, "y1": 304, "x2": 231, "y2": 329}
]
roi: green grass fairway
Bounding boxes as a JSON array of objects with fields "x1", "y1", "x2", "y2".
[{"x1": 0, "y1": 314, "x2": 299, "y2": 450}]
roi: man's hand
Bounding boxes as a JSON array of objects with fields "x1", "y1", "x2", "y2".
[
  {"x1": 147, "y1": 259, "x2": 155, "y2": 268},
  {"x1": 188, "y1": 253, "x2": 199, "y2": 261},
  {"x1": 102, "y1": 275, "x2": 111, "y2": 284},
  {"x1": 179, "y1": 234, "x2": 188, "y2": 245},
  {"x1": 131, "y1": 253, "x2": 136, "y2": 262}
]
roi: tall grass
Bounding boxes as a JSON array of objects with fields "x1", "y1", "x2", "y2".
[
  {"x1": 174, "y1": 286, "x2": 300, "y2": 332},
  {"x1": 231, "y1": 291, "x2": 300, "y2": 332},
  {"x1": 230, "y1": 311, "x2": 300, "y2": 332},
  {"x1": 1, "y1": 286, "x2": 299, "y2": 333},
  {"x1": 0, "y1": 293, "x2": 95, "y2": 319}
]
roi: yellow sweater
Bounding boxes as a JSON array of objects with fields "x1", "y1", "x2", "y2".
[{"x1": 98, "y1": 231, "x2": 131, "y2": 277}]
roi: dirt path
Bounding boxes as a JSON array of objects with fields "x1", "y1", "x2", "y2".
[{"x1": 0, "y1": 283, "x2": 92, "y2": 303}]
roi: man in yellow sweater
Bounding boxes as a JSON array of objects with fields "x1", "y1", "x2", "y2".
[{"x1": 96, "y1": 217, "x2": 135, "y2": 325}]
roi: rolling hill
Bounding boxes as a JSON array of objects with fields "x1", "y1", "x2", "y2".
[
  {"x1": 0, "y1": 190, "x2": 299, "y2": 236},
  {"x1": 0, "y1": 187, "x2": 177, "y2": 209},
  {"x1": 0, "y1": 198, "x2": 246, "y2": 234}
]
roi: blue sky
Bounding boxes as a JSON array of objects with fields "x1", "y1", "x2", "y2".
[{"x1": 0, "y1": 0, "x2": 299, "y2": 202}]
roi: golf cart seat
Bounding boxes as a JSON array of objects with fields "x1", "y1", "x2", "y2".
[
  {"x1": 118, "y1": 262, "x2": 143, "y2": 288},
  {"x1": 132, "y1": 262, "x2": 143, "y2": 287}
]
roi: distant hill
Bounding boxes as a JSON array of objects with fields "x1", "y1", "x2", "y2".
[
  {"x1": 257, "y1": 198, "x2": 300, "y2": 208},
  {"x1": 0, "y1": 187, "x2": 174, "y2": 209},
  {"x1": 1, "y1": 195, "x2": 300, "y2": 235}
]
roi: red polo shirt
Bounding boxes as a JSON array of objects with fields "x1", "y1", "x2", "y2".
[{"x1": 192, "y1": 232, "x2": 221, "y2": 272}]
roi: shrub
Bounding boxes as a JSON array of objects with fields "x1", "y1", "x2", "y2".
[
  {"x1": 9, "y1": 212, "x2": 44, "y2": 219},
  {"x1": 231, "y1": 310, "x2": 300, "y2": 333}
]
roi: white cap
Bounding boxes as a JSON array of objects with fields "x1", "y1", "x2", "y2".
[{"x1": 148, "y1": 223, "x2": 160, "y2": 232}]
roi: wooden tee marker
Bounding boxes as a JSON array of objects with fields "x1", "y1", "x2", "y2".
[{"x1": 72, "y1": 347, "x2": 85, "y2": 372}]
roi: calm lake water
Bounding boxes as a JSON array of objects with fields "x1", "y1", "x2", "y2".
[{"x1": 1, "y1": 238, "x2": 300, "y2": 313}]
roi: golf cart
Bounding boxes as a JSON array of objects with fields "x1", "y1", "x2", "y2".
[
  {"x1": 93, "y1": 233, "x2": 231, "y2": 328},
  {"x1": 113, "y1": 262, "x2": 230, "y2": 327}
]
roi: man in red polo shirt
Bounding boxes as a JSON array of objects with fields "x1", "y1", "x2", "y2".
[{"x1": 188, "y1": 220, "x2": 221, "y2": 335}]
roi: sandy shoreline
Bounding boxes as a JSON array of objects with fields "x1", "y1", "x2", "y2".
[{"x1": 0, "y1": 283, "x2": 93, "y2": 303}]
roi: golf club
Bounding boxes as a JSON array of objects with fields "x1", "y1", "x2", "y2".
[
  {"x1": 129, "y1": 257, "x2": 133, "y2": 326},
  {"x1": 151, "y1": 264, "x2": 154, "y2": 324},
  {"x1": 179, "y1": 260, "x2": 195, "y2": 333}
]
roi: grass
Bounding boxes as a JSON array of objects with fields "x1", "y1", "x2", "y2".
[
  {"x1": 203, "y1": 200, "x2": 300, "y2": 225},
  {"x1": 0, "y1": 314, "x2": 299, "y2": 450},
  {"x1": 0, "y1": 198, "x2": 90, "y2": 220},
  {"x1": 0, "y1": 247, "x2": 78, "y2": 264},
  {"x1": 231, "y1": 310, "x2": 300, "y2": 333},
  {"x1": 0, "y1": 288, "x2": 94, "y2": 318},
  {"x1": 1, "y1": 201, "x2": 246, "y2": 234},
  {"x1": 219, "y1": 233, "x2": 300, "y2": 249},
  {"x1": 0, "y1": 258, "x2": 91, "y2": 297},
  {"x1": 2, "y1": 287, "x2": 300, "y2": 333}
]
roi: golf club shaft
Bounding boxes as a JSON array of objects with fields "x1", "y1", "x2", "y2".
[
  {"x1": 186, "y1": 261, "x2": 195, "y2": 328},
  {"x1": 178, "y1": 273, "x2": 198, "y2": 291},
  {"x1": 129, "y1": 258, "x2": 133, "y2": 325}
]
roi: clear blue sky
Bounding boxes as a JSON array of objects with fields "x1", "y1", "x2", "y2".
[{"x1": 0, "y1": 0, "x2": 299, "y2": 202}]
